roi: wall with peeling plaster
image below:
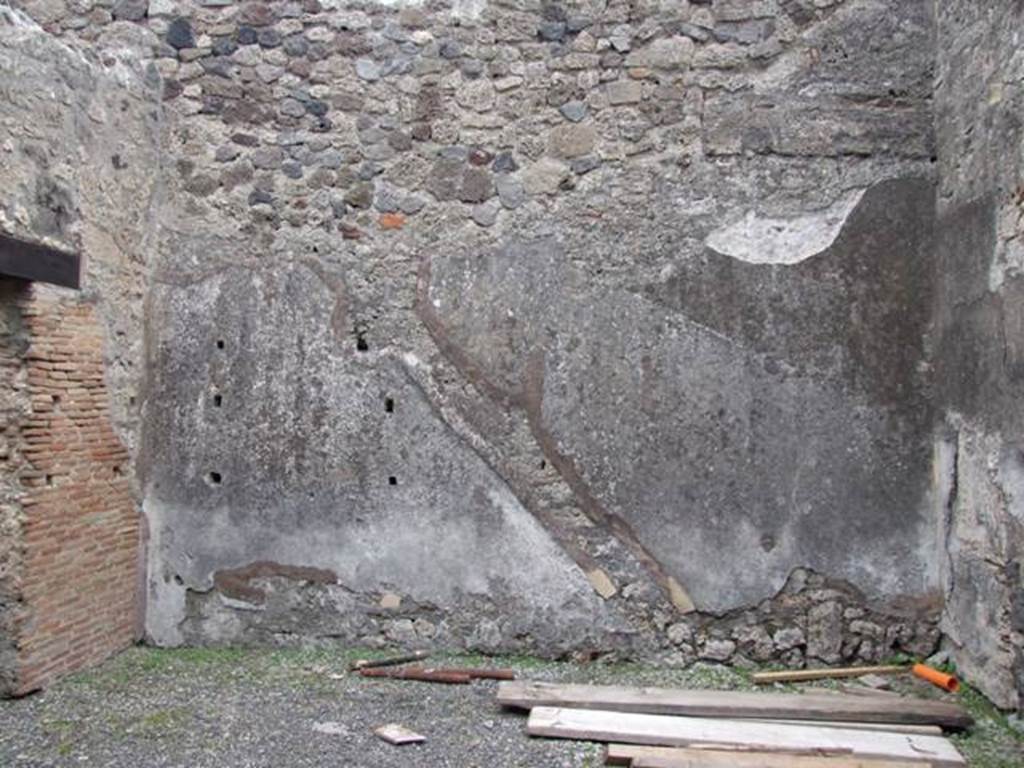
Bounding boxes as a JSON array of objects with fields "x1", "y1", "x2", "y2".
[
  {"x1": 933, "y1": 0, "x2": 1024, "y2": 711},
  {"x1": 123, "y1": 0, "x2": 944, "y2": 666},
  {"x1": 2, "y1": 0, "x2": 950, "y2": 669},
  {"x1": 2, "y1": 0, "x2": 1018, "y2": 703}
]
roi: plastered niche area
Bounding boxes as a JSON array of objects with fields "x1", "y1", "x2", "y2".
[{"x1": 14, "y1": 0, "x2": 944, "y2": 664}]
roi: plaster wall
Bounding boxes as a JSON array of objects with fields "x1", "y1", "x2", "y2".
[
  {"x1": 3, "y1": 0, "x2": 953, "y2": 671},
  {"x1": 933, "y1": 0, "x2": 1024, "y2": 711},
  {"x1": 126, "y1": 0, "x2": 942, "y2": 661}
]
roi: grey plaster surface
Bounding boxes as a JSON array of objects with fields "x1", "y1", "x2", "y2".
[
  {"x1": 933, "y1": 0, "x2": 1024, "y2": 710},
  {"x1": 118, "y1": 0, "x2": 945, "y2": 656}
]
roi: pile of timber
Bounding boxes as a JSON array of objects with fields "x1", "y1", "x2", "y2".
[{"x1": 497, "y1": 681, "x2": 973, "y2": 767}]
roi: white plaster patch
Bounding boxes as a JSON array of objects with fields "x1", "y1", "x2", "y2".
[
  {"x1": 706, "y1": 189, "x2": 866, "y2": 265},
  {"x1": 451, "y1": 0, "x2": 487, "y2": 21},
  {"x1": 987, "y1": 214, "x2": 1024, "y2": 292},
  {"x1": 143, "y1": 495, "x2": 188, "y2": 646}
]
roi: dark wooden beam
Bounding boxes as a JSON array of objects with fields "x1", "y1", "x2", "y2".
[{"x1": 0, "y1": 232, "x2": 81, "y2": 289}]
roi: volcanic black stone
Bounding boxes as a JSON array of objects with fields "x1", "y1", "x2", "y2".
[{"x1": 166, "y1": 18, "x2": 195, "y2": 50}]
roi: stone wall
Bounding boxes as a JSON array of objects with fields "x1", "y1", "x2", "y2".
[
  {"x1": 4, "y1": 0, "x2": 948, "y2": 672},
  {"x1": 933, "y1": 0, "x2": 1024, "y2": 711},
  {"x1": 122, "y1": 0, "x2": 940, "y2": 663},
  {"x1": 0, "y1": 3, "x2": 162, "y2": 448},
  {"x1": 0, "y1": 6, "x2": 161, "y2": 694},
  {"x1": 0, "y1": 282, "x2": 29, "y2": 694}
]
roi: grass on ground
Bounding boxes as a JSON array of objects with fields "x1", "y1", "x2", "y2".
[{"x1": 53, "y1": 645, "x2": 1024, "y2": 767}]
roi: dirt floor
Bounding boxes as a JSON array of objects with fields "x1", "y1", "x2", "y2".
[{"x1": 1, "y1": 647, "x2": 1022, "y2": 767}]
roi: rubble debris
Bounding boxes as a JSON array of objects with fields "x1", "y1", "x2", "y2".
[
  {"x1": 859, "y1": 673, "x2": 895, "y2": 690},
  {"x1": 374, "y1": 723, "x2": 426, "y2": 745},
  {"x1": 311, "y1": 721, "x2": 348, "y2": 736}
]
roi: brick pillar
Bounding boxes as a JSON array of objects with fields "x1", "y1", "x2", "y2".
[{"x1": 0, "y1": 279, "x2": 140, "y2": 696}]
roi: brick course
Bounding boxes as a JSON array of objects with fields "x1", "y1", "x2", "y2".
[{"x1": 0, "y1": 279, "x2": 139, "y2": 696}]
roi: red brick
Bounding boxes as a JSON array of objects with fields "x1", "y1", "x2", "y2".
[{"x1": 3, "y1": 288, "x2": 139, "y2": 695}]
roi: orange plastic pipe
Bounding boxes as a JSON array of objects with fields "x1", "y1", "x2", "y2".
[{"x1": 912, "y1": 663, "x2": 959, "y2": 692}]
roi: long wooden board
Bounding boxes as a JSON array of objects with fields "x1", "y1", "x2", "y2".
[
  {"x1": 607, "y1": 744, "x2": 928, "y2": 768},
  {"x1": 607, "y1": 744, "x2": 929, "y2": 768},
  {"x1": 754, "y1": 719, "x2": 942, "y2": 735},
  {"x1": 498, "y1": 681, "x2": 972, "y2": 729},
  {"x1": 527, "y1": 707, "x2": 965, "y2": 766}
]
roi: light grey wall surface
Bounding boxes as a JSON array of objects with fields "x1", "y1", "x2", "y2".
[
  {"x1": 2, "y1": 0, "x2": 957, "y2": 673},
  {"x1": 933, "y1": 0, "x2": 1024, "y2": 710}
]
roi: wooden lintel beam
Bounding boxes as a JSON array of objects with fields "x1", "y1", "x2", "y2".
[{"x1": 0, "y1": 232, "x2": 81, "y2": 289}]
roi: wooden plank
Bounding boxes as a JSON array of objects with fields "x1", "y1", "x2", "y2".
[
  {"x1": 755, "y1": 720, "x2": 942, "y2": 735},
  {"x1": 528, "y1": 708, "x2": 965, "y2": 766},
  {"x1": 0, "y1": 233, "x2": 80, "y2": 289},
  {"x1": 497, "y1": 681, "x2": 973, "y2": 729},
  {"x1": 837, "y1": 685, "x2": 905, "y2": 699},
  {"x1": 752, "y1": 667, "x2": 907, "y2": 685},
  {"x1": 629, "y1": 759, "x2": 926, "y2": 768},
  {"x1": 607, "y1": 744, "x2": 929, "y2": 768}
]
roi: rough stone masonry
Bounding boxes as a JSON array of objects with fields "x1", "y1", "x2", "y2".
[
  {"x1": 0, "y1": 0, "x2": 1020, "y2": 710},
  {"x1": 0, "y1": 1, "x2": 160, "y2": 695}
]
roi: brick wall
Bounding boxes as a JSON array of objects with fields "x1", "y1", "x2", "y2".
[{"x1": 0, "y1": 279, "x2": 140, "y2": 696}]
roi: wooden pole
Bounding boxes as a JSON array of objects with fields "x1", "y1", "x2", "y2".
[{"x1": 751, "y1": 665, "x2": 908, "y2": 685}]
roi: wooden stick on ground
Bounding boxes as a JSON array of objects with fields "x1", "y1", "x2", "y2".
[
  {"x1": 350, "y1": 650, "x2": 431, "y2": 671},
  {"x1": 750, "y1": 666, "x2": 907, "y2": 685},
  {"x1": 432, "y1": 667, "x2": 515, "y2": 681},
  {"x1": 359, "y1": 666, "x2": 513, "y2": 683},
  {"x1": 359, "y1": 667, "x2": 471, "y2": 684}
]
